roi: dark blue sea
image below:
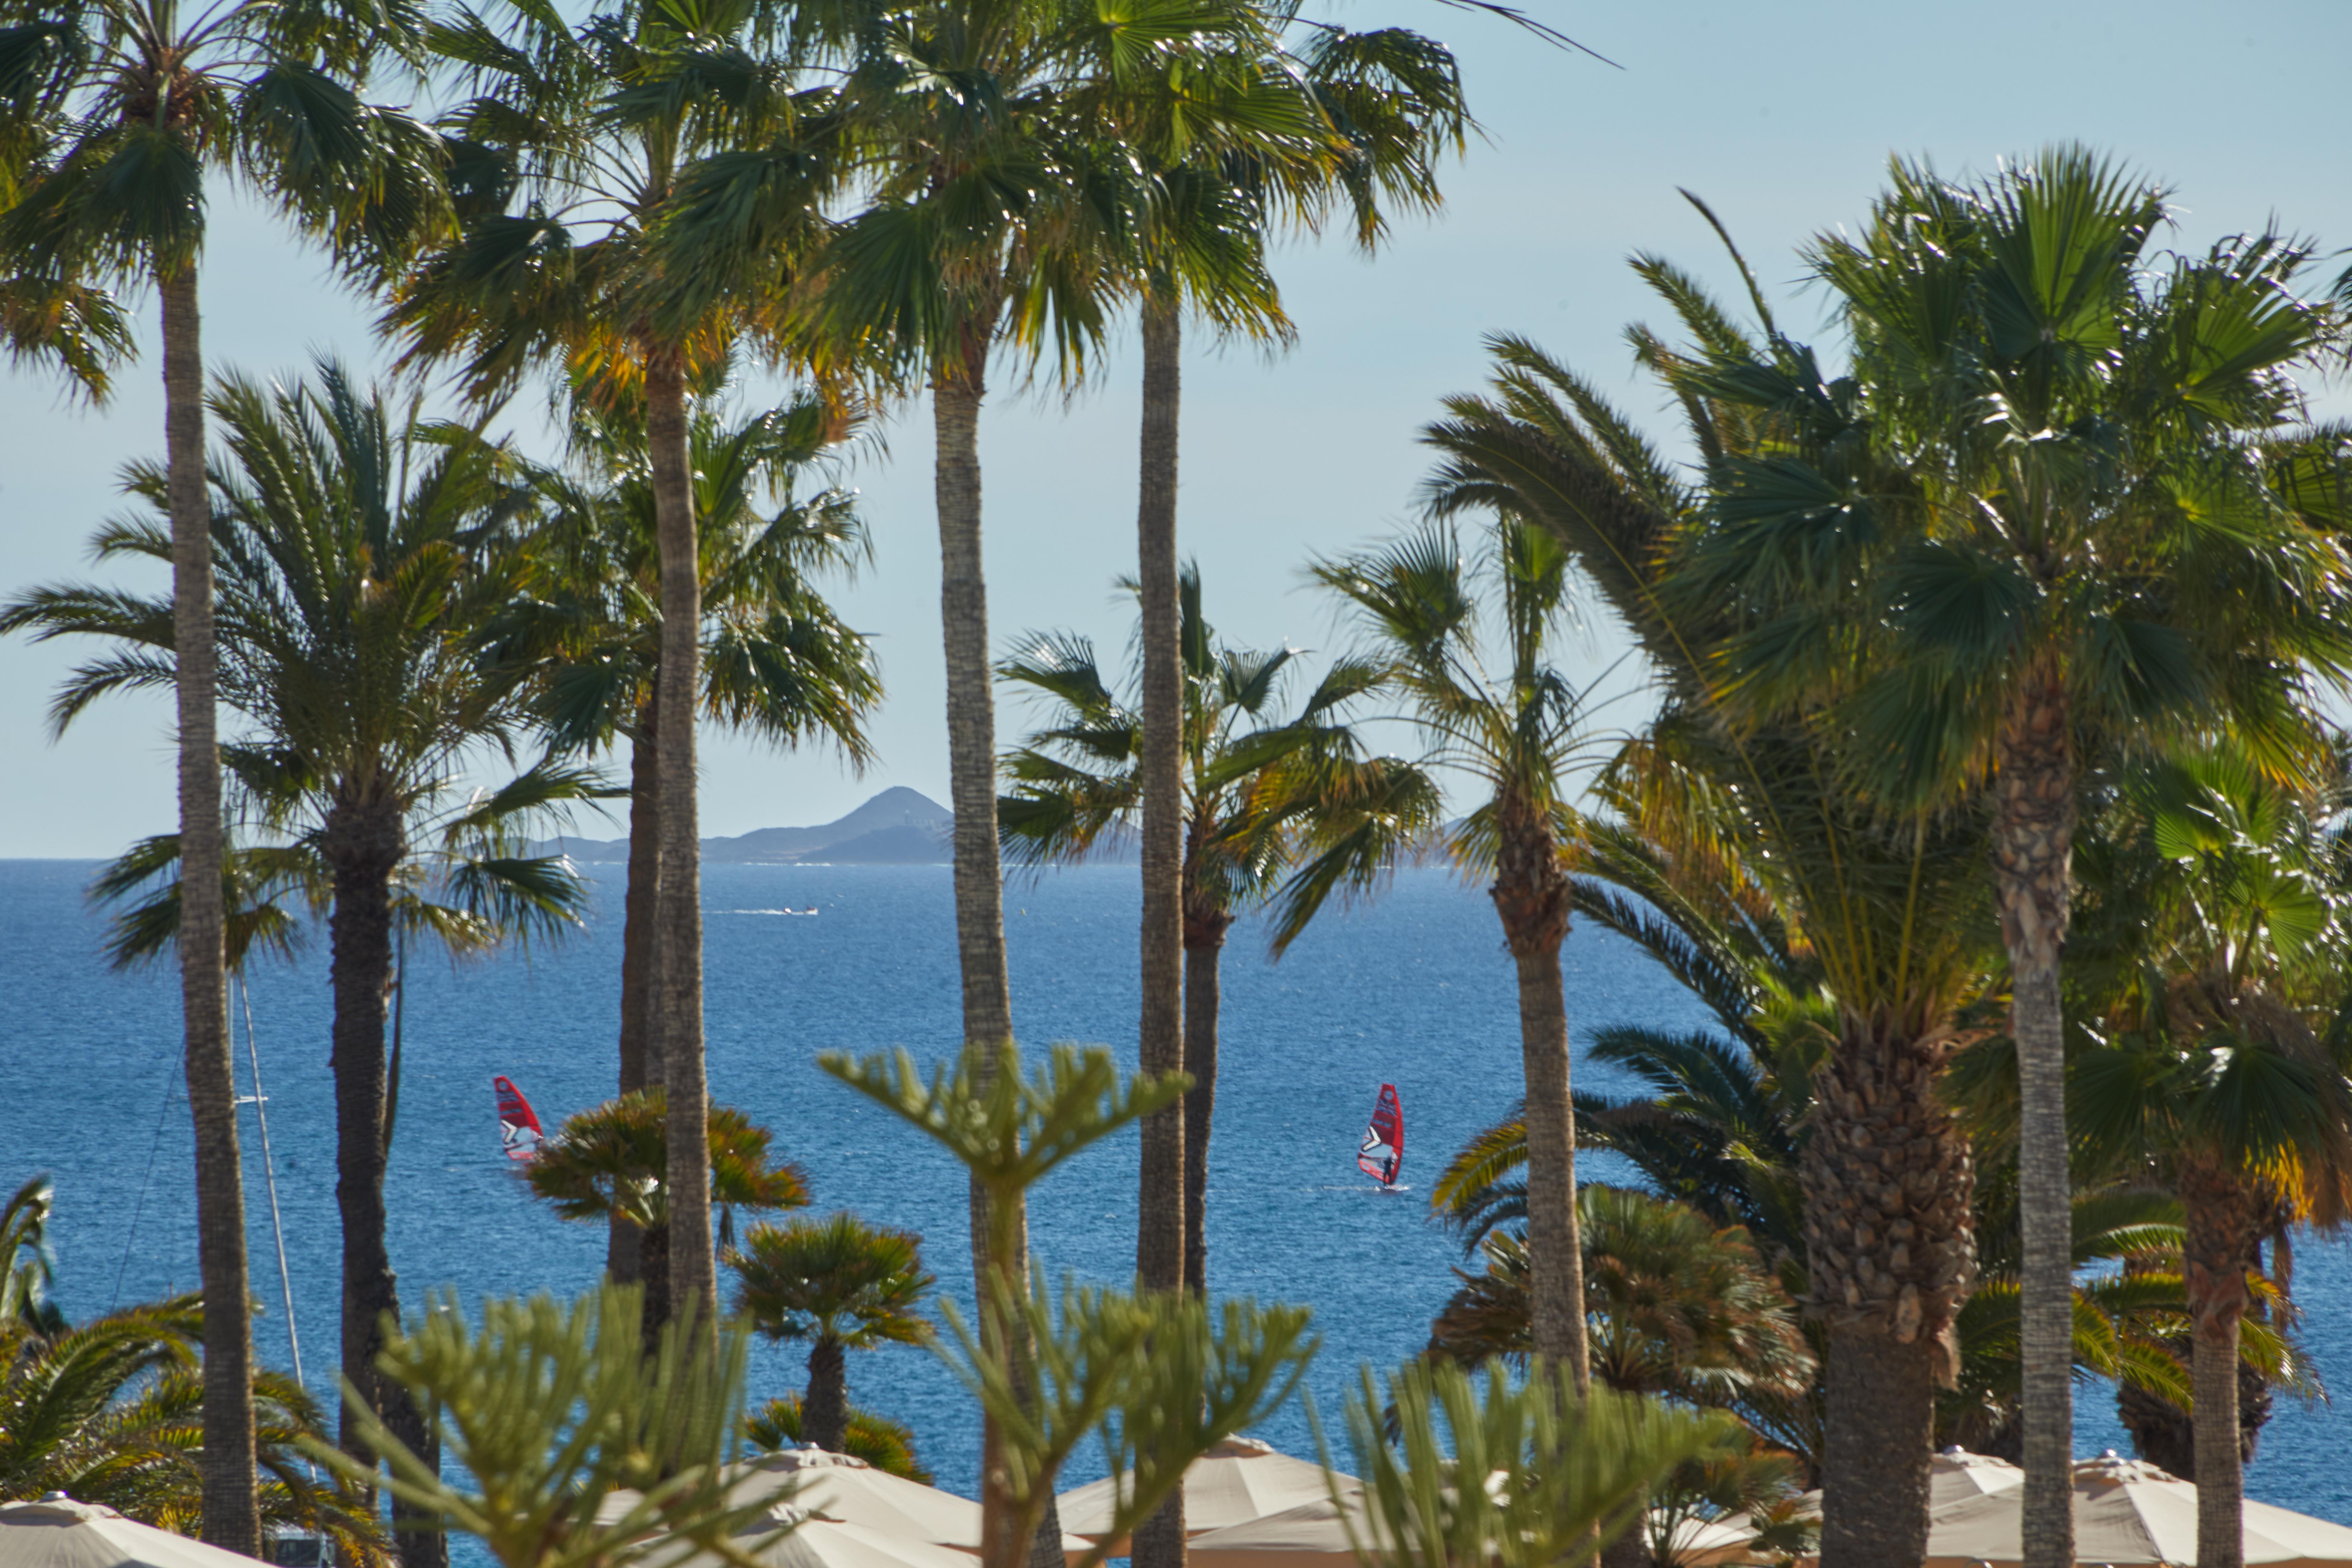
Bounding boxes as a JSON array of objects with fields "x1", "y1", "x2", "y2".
[{"x1": 4, "y1": 860, "x2": 2349, "y2": 1544}]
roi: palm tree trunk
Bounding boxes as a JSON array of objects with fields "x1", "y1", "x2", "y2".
[
  {"x1": 2181, "y1": 1157, "x2": 2257, "y2": 1568},
  {"x1": 934, "y1": 331, "x2": 1061, "y2": 1568},
  {"x1": 1491, "y1": 804, "x2": 1587, "y2": 1389},
  {"x1": 1994, "y1": 661, "x2": 2077, "y2": 1568},
  {"x1": 1181, "y1": 901, "x2": 1232, "y2": 1297},
  {"x1": 804, "y1": 1337, "x2": 850, "y2": 1454},
  {"x1": 323, "y1": 799, "x2": 411, "y2": 1488},
  {"x1": 612, "y1": 681, "x2": 662, "y2": 1289},
  {"x1": 1132, "y1": 287, "x2": 1189, "y2": 1568},
  {"x1": 1135, "y1": 291, "x2": 1187, "y2": 1291},
  {"x1": 647, "y1": 356, "x2": 715, "y2": 1345},
  {"x1": 158, "y1": 265, "x2": 260, "y2": 1555},
  {"x1": 1800, "y1": 1010, "x2": 1976, "y2": 1568}
]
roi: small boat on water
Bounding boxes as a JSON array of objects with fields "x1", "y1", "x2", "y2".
[
  {"x1": 1357, "y1": 1083, "x2": 1404, "y2": 1190},
  {"x1": 494, "y1": 1075, "x2": 545, "y2": 1162}
]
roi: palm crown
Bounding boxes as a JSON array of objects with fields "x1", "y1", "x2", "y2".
[
  {"x1": 729, "y1": 1212, "x2": 932, "y2": 1351},
  {"x1": 998, "y1": 564, "x2": 1437, "y2": 945}
]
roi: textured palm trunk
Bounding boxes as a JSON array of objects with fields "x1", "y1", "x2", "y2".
[
  {"x1": 804, "y1": 1336, "x2": 850, "y2": 1454},
  {"x1": 1489, "y1": 799, "x2": 1587, "y2": 1389},
  {"x1": 1180, "y1": 888, "x2": 1232, "y2": 1298},
  {"x1": 1131, "y1": 288, "x2": 1189, "y2": 1568},
  {"x1": 1800, "y1": 1007, "x2": 1976, "y2": 1568},
  {"x1": 324, "y1": 800, "x2": 414, "y2": 1486},
  {"x1": 647, "y1": 357, "x2": 716, "y2": 1345},
  {"x1": 159, "y1": 266, "x2": 260, "y2": 1554},
  {"x1": 2181, "y1": 1156, "x2": 2259, "y2": 1568},
  {"x1": 612, "y1": 682, "x2": 662, "y2": 1289},
  {"x1": 934, "y1": 334, "x2": 1064, "y2": 1568},
  {"x1": 1994, "y1": 661, "x2": 2077, "y2": 1568}
]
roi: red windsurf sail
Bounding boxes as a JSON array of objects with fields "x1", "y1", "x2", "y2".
[
  {"x1": 493, "y1": 1076, "x2": 544, "y2": 1162},
  {"x1": 1357, "y1": 1083, "x2": 1403, "y2": 1187}
]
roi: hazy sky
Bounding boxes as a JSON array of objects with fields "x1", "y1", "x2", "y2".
[{"x1": 5, "y1": 0, "x2": 2349, "y2": 858}]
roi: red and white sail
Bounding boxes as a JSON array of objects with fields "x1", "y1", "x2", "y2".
[
  {"x1": 493, "y1": 1076, "x2": 545, "y2": 1161},
  {"x1": 1357, "y1": 1083, "x2": 1403, "y2": 1187}
]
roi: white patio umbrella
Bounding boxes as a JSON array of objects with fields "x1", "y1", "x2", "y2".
[
  {"x1": 1184, "y1": 1491, "x2": 1377, "y2": 1568},
  {"x1": 1685, "y1": 1450, "x2": 2025, "y2": 1566},
  {"x1": 1918, "y1": 1454, "x2": 2352, "y2": 1568},
  {"x1": 649, "y1": 1506, "x2": 990, "y2": 1568},
  {"x1": 602, "y1": 1447, "x2": 1089, "y2": 1564},
  {"x1": 1058, "y1": 1439, "x2": 1356, "y2": 1556},
  {"x1": 0, "y1": 1497, "x2": 273, "y2": 1568}
]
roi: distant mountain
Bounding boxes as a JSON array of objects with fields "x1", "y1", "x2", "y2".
[{"x1": 535, "y1": 786, "x2": 952, "y2": 864}]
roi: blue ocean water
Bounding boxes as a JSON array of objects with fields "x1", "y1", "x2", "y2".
[{"x1": 3, "y1": 858, "x2": 2348, "y2": 1535}]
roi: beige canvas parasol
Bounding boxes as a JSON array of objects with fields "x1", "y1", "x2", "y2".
[
  {"x1": 1184, "y1": 1491, "x2": 1378, "y2": 1568},
  {"x1": 1853, "y1": 1457, "x2": 2352, "y2": 1561},
  {"x1": 1915, "y1": 1454, "x2": 2352, "y2": 1568},
  {"x1": 1684, "y1": 1450, "x2": 2023, "y2": 1566},
  {"x1": 648, "y1": 1505, "x2": 993, "y2": 1568},
  {"x1": 603, "y1": 1448, "x2": 1089, "y2": 1564},
  {"x1": 0, "y1": 1497, "x2": 274, "y2": 1568},
  {"x1": 1058, "y1": 1439, "x2": 1357, "y2": 1555}
]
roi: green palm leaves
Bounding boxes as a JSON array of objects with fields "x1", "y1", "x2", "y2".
[
  {"x1": 997, "y1": 566, "x2": 1436, "y2": 947},
  {"x1": 0, "y1": 1285, "x2": 387, "y2": 1562},
  {"x1": 729, "y1": 1213, "x2": 933, "y2": 1453},
  {"x1": 732, "y1": 1215, "x2": 932, "y2": 1354}
]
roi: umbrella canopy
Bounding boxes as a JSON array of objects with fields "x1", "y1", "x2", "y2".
[
  {"x1": 1185, "y1": 1492, "x2": 1377, "y2": 1568},
  {"x1": 600, "y1": 1448, "x2": 1089, "y2": 1564},
  {"x1": 0, "y1": 1497, "x2": 273, "y2": 1568},
  {"x1": 1919, "y1": 1455, "x2": 2352, "y2": 1568},
  {"x1": 1926, "y1": 1449, "x2": 2024, "y2": 1512},
  {"x1": 723, "y1": 1451, "x2": 997, "y2": 1555},
  {"x1": 1059, "y1": 1438, "x2": 1356, "y2": 1554},
  {"x1": 652, "y1": 1505, "x2": 988, "y2": 1568}
]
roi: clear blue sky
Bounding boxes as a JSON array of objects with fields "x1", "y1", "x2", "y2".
[{"x1": 4, "y1": 0, "x2": 2348, "y2": 858}]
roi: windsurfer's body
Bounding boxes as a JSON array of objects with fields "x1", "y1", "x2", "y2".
[{"x1": 1357, "y1": 1083, "x2": 1404, "y2": 1190}]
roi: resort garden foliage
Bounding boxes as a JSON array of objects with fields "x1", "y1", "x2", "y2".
[{"x1": 1, "y1": 0, "x2": 2350, "y2": 1548}]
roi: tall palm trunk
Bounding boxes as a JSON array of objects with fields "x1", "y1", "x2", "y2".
[
  {"x1": 936, "y1": 332, "x2": 1039, "y2": 1568},
  {"x1": 1181, "y1": 878, "x2": 1233, "y2": 1298},
  {"x1": 2180, "y1": 1156, "x2": 2259, "y2": 1568},
  {"x1": 1489, "y1": 799, "x2": 1586, "y2": 1389},
  {"x1": 612, "y1": 680, "x2": 662, "y2": 1290},
  {"x1": 1994, "y1": 659, "x2": 2077, "y2": 1568},
  {"x1": 1132, "y1": 288, "x2": 1189, "y2": 1568},
  {"x1": 647, "y1": 358, "x2": 715, "y2": 1344},
  {"x1": 1801, "y1": 1009, "x2": 1976, "y2": 1568},
  {"x1": 324, "y1": 799, "x2": 412, "y2": 1477},
  {"x1": 159, "y1": 266, "x2": 260, "y2": 1554},
  {"x1": 803, "y1": 1337, "x2": 850, "y2": 1454}
]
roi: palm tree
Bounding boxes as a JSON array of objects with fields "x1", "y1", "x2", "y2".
[
  {"x1": 1108, "y1": 15, "x2": 1459, "y2": 1379},
  {"x1": 1676, "y1": 151, "x2": 2352, "y2": 1568},
  {"x1": 514, "y1": 395, "x2": 880, "y2": 1285},
  {"x1": 998, "y1": 565, "x2": 1440, "y2": 1294},
  {"x1": 1413, "y1": 320, "x2": 1992, "y2": 1568},
  {"x1": 660, "y1": 12, "x2": 1307, "y2": 1562},
  {"x1": 525, "y1": 1090, "x2": 812, "y2": 1345},
  {"x1": 728, "y1": 1212, "x2": 932, "y2": 1454},
  {"x1": 1427, "y1": 1187, "x2": 1814, "y2": 1417},
  {"x1": 387, "y1": 0, "x2": 853, "y2": 1337},
  {"x1": 0, "y1": 1, "x2": 442, "y2": 1540},
  {"x1": 1, "y1": 1174, "x2": 66, "y2": 1335},
  {"x1": 2067, "y1": 748, "x2": 2352, "y2": 1568},
  {"x1": 1311, "y1": 517, "x2": 1597, "y2": 1388},
  {"x1": 0, "y1": 1279, "x2": 386, "y2": 1562},
  {"x1": 0, "y1": 363, "x2": 594, "y2": 1554}
]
